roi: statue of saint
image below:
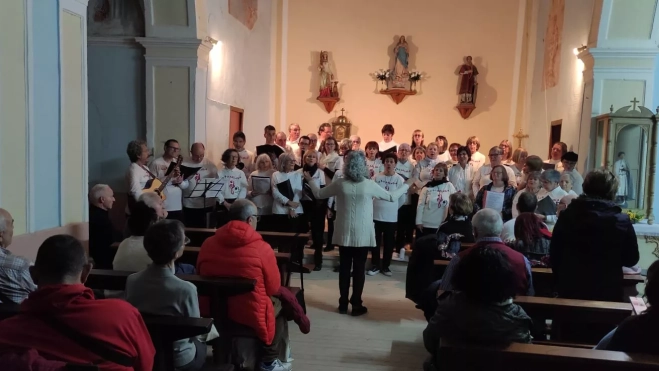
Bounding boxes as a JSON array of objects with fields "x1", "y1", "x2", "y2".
[
  {"x1": 458, "y1": 56, "x2": 479, "y2": 104},
  {"x1": 614, "y1": 152, "x2": 634, "y2": 206},
  {"x1": 318, "y1": 51, "x2": 334, "y2": 98},
  {"x1": 391, "y1": 36, "x2": 410, "y2": 89}
]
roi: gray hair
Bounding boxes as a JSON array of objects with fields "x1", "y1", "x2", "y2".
[
  {"x1": 0, "y1": 209, "x2": 8, "y2": 234},
  {"x1": 139, "y1": 192, "x2": 162, "y2": 209},
  {"x1": 126, "y1": 139, "x2": 147, "y2": 162},
  {"x1": 88, "y1": 184, "x2": 110, "y2": 204},
  {"x1": 472, "y1": 209, "x2": 503, "y2": 237},
  {"x1": 560, "y1": 172, "x2": 575, "y2": 184},
  {"x1": 228, "y1": 199, "x2": 258, "y2": 222},
  {"x1": 278, "y1": 152, "x2": 296, "y2": 172},
  {"x1": 541, "y1": 169, "x2": 561, "y2": 183},
  {"x1": 343, "y1": 150, "x2": 367, "y2": 182}
]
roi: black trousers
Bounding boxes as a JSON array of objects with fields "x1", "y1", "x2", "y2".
[
  {"x1": 372, "y1": 221, "x2": 397, "y2": 269},
  {"x1": 273, "y1": 214, "x2": 308, "y2": 264},
  {"x1": 326, "y1": 208, "x2": 336, "y2": 248},
  {"x1": 396, "y1": 203, "x2": 416, "y2": 248},
  {"x1": 420, "y1": 227, "x2": 438, "y2": 238},
  {"x1": 166, "y1": 210, "x2": 185, "y2": 223},
  {"x1": 183, "y1": 206, "x2": 214, "y2": 228},
  {"x1": 302, "y1": 200, "x2": 326, "y2": 265},
  {"x1": 338, "y1": 246, "x2": 369, "y2": 308}
]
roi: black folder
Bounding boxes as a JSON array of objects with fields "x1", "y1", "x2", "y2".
[
  {"x1": 378, "y1": 146, "x2": 397, "y2": 158},
  {"x1": 536, "y1": 196, "x2": 557, "y2": 216},
  {"x1": 541, "y1": 162, "x2": 556, "y2": 171},
  {"x1": 257, "y1": 144, "x2": 285, "y2": 159},
  {"x1": 276, "y1": 179, "x2": 295, "y2": 200},
  {"x1": 179, "y1": 164, "x2": 202, "y2": 179}
]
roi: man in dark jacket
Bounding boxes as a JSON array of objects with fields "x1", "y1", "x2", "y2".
[
  {"x1": 550, "y1": 169, "x2": 639, "y2": 302},
  {"x1": 88, "y1": 184, "x2": 121, "y2": 269}
]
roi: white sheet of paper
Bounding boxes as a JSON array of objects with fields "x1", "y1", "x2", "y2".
[
  {"x1": 252, "y1": 176, "x2": 271, "y2": 194},
  {"x1": 483, "y1": 190, "x2": 504, "y2": 212}
]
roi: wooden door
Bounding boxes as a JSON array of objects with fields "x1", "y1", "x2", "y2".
[
  {"x1": 229, "y1": 107, "x2": 244, "y2": 140},
  {"x1": 549, "y1": 119, "x2": 562, "y2": 157}
]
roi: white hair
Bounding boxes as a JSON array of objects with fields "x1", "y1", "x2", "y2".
[
  {"x1": 472, "y1": 209, "x2": 503, "y2": 237},
  {"x1": 561, "y1": 172, "x2": 575, "y2": 183},
  {"x1": 139, "y1": 192, "x2": 162, "y2": 209},
  {"x1": 88, "y1": 184, "x2": 110, "y2": 203}
]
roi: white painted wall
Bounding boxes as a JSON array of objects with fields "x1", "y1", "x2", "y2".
[
  {"x1": 526, "y1": 0, "x2": 595, "y2": 163},
  {"x1": 205, "y1": 0, "x2": 273, "y2": 152}
]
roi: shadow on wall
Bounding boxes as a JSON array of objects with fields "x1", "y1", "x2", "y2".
[
  {"x1": 12, "y1": 223, "x2": 89, "y2": 262},
  {"x1": 453, "y1": 56, "x2": 497, "y2": 120}
]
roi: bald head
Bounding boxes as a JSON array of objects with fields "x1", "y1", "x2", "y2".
[
  {"x1": 190, "y1": 142, "x2": 206, "y2": 163},
  {"x1": 0, "y1": 208, "x2": 14, "y2": 248},
  {"x1": 276, "y1": 132, "x2": 287, "y2": 147},
  {"x1": 88, "y1": 184, "x2": 114, "y2": 211}
]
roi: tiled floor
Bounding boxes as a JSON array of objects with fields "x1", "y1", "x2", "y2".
[{"x1": 287, "y1": 265, "x2": 428, "y2": 371}]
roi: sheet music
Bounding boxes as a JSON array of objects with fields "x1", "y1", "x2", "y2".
[
  {"x1": 251, "y1": 176, "x2": 271, "y2": 194},
  {"x1": 483, "y1": 190, "x2": 504, "y2": 212},
  {"x1": 187, "y1": 178, "x2": 221, "y2": 198}
]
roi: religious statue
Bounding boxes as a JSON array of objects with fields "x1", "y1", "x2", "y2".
[
  {"x1": 458, "y1": 56, "x2": 479, "y2": 104},
  {"x1": 614, "y1": 152, "x2": 635, "y2": 206},
  {"x1": 391, "y1": 36, "x2": 410, "y2": 89},
  {"x1": 318, "y1": 51, "x2": 336, "y2": 98}
]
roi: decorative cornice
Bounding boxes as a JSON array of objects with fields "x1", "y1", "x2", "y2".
[
  {"x1": 88, "y1": 36, "x2": 141, "y2": 48},
  {"x1": 587, "y1": 47, "x2": 659, "y2": 59},
  {"x1": 135, "y1": 37, "x2": 210, "y2": 51}
]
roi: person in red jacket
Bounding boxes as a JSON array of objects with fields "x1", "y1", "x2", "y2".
[
  {"x1": 197, "y1": 199, "x2": 290, "y2": 371},
  {"x1": 0, "y1": 234, "x2": 155, "y2": 371}
]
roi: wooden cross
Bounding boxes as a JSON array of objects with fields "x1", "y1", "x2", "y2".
[
  {"x1": 513, "y1": 129, "x2": 529, "y2": 148},
  {"x1": 340, "y1": 108, "x2": 345, "y2": 116},
  {"x1": 631, "y1": 97, "x2": 640, "y2": 110}
]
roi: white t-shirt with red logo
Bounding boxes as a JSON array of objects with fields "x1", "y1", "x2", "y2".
[
  {"x1": 416, "y1": 182, "x2": 457, "y2": 229},
  {"x1": 372, "y1": 172, "x2": 405, "y2": 222},
  {"x1": 212, "y1": 168, "x2": 248, "y2": 203}
]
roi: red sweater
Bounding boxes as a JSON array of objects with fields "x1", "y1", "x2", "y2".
[
  {"x1": 0, "y1": 284, "x2": 155, "y2": 371},
  {"x1": 197, "y1": 221, "x2": 281, "y2": 344}
]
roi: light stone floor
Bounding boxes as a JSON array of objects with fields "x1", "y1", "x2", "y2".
[{"x1": 287, "y1": 265, "x2": 429, "y2": 371}]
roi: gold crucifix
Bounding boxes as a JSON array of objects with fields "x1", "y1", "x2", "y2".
[
  {"x1": 513, "y1": 129, "x2": 529, "y2": 148},
  {"x1": 631, "y1": 97, "x2": 640, "y2": 111}
]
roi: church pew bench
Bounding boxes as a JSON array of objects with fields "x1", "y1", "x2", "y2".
[
  {"x1": 433, "y1": 259, "x2": 643, "y2": 299},
  {"x1": 438, "y1": 342, "x2": 659, "y2": 371},
  {"x1": 86, "y1": 269, "x2": 256, "y2": 364},
  {"x1": 0, "y1": 302, "x2": 214, "y2": 371}
]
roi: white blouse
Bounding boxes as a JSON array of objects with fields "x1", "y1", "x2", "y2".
[
  {"x1": 271, "y1": 171, "x2": 305, "y2": 215},
  {"x1": 149, "y1": 157, "x2": 190, "y2": 212},
  {"x1": 470, "y1": 152, "x2": 486, "y2": 171},
  {"x1": 448, "y1": 163, "x2": 474, "y2": 197},
  {"x1": 125, "y1": 163, "x2": 152, "y2": 214},
  {"x1": 471, "y1": 164, "x2": 517, "y2": 196},
  {"x1": 248, "y1": 169, "x2": 276, "y2": 215}
]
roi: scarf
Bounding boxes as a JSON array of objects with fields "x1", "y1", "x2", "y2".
[
  {"x1": 423, "y1": 178, "x2": 448, "y2": 188},
  {"x1": 302, "y1": 164, "x2": 318, "y2": 177}
]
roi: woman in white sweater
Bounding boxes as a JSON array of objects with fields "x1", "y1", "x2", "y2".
[
  {"x1": 305, "y1": 151, "x2": 411, "y2": 316},
  {"x1": 300, "y1": 149, "x2": 326, "y2": 270},
  {"x1": 212, "y1": 149, "x2": 248, "y2": 227},
  {"x1": 416, "y1": 163, "x2": 457, "y2": 236},
  {"x1": 448, "y1": 145, "x2": 474, "y2": 198},
  {"x1": 271, "y1": 152, "x2": 305, "y2": 231},
  {"x1": 248, "y1": 154, "x2": 276, "y2": 230}
]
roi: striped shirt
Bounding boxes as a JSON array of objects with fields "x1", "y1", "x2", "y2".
[{"x1": 0, "y1": 247, "x2": 36, "y2": 304}]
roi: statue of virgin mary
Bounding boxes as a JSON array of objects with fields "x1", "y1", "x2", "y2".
[{"x1": 391, "y1": 36, "x2": 409, "y2": 89}]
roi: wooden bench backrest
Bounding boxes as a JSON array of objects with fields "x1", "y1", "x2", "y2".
[
  {"x1": 185, "y1": 228, "x2": 310, "y2": 247},
  {"x1": 438, "y1": 342, "x2": 659, "y2": 371}
]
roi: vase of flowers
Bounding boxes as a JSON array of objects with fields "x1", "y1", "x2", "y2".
[
  {"x1": 409, "y1": 71, "x2": 422, "y2": 91},
  {"x1": 374, "y1": 69, "x2": 390, "y2": 90},
  {"x1": 625, "y1": 210, "x2": 644, "y2": 224}
]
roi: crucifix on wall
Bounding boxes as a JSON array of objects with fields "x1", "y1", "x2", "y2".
[{"x1": 513, "y1": 129, "x2": 529, "y2": 148}]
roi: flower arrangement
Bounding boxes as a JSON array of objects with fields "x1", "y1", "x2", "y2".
[
  {"x1": 374, "y1": 69, "x2": 390, "y2": 81},
  {"x1": 625, "y1": 210, "x2": 644, "y2": 224},
  {"x1": 409, "y1": 71, "x2": 422, "y2": 82}
]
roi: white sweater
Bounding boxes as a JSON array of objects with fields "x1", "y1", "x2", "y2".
[
  {"x1": 470, "y1": 152, "x2": 486, "y2": 171},
  {"x1": 237, "y1": 149, "x2": 255, "y2": 178},
  {"x1": 416, "y1": 182, "x2": 457, "y2": 228},
  {"x1": 248, "y1": 169, "x2": 276, "y2": 215},
  {"x1": 125, "y1": 163, "x2": 152, "y2": 213},
  {"x1": 271, "y1": 171, "x2": 305, "y2": 215},
  {"x1": 395, "y1": 160, "x2": 416, "y2": 205},
  {"x1": 181, "y1": 158, "x2": 218, "y2": 209},
  {"x1": 149, "y1": 157, "x2": 189, "y2": 212},
  {"x1": 309, "y1": 177, "x2": 409, "y2": 247},
  {"x1": 472, "y1": 164, "x2": 517, "y2": 196},
  {"x1": 448, "y1": 163, "x2": 474, "y2": 197}
]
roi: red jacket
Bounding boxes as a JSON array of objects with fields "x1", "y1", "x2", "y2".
[
  {"x1": 197, "y1": 221, "x2": 281, "y2": 344},
  {"x1": 0, "y1": 284, "x2": 155, "y2": 371}
]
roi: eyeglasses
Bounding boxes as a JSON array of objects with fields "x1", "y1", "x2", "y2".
[
  {"x1": 167, "y1": 146, "x2": 181, "y2": 152},
  {"x1": 488, "y1": 154, "x2": 500, "y2": 157}
]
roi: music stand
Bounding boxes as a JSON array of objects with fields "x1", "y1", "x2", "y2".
[{"x1": 185, "y1": 179, "x2": 223, "y2": 228}]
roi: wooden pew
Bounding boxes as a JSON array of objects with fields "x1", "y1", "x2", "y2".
[
  {"x1": 433, "y1": 259, "x2": 644, "y2": 299},
  {"x1": 0, "y1": 303, "x2": 214, "y2": 371},
  {"x1": 86, "y1": 269, "x2": 255, "y2": 365},
  {"x1": 438, "y1": 342, "x2": 659, "y2": 371}
]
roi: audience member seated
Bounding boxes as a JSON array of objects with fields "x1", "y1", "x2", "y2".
[
  {"x1": 556, "y1": 194, "x2": 577, "y2": 217},
  {"x1": 550, "y1": 169, "x2": 639, "y2": 302},
  {"x1": 597, "y1": 259, "x2": 659, "y2": 354},
  {"x1": 502, "y1": 192, "x2": 537, "y2": 242},
  {"x1": 88, "y1": 184, "x2": 121, "y2": 269},
  {"x1": 126, "y1": 219, "x2": 207, "y2": 371},
  {"x1": 422, "y1": 246, "x2": 532, "y2": 371},
  {"x1": 438, "y1": 209, "x2": 533, "y2": 296},
  {"x1": 139, "y1": 192, "x2": 168, "y2": 219},
  {"x1": 0, "y1": 235, "x2": 155, "y2": 370},
  {"x1": 509, "y1": 213, "x2": 551, "y2": 265},
  {"x1": 113, "y1": 202, "x2": 158, "y2": 272},
  {"x1": 197, "y1": 199, "x2": 290, "y2": 371},
  {"x1": 0, "y1": 208, "x2": 36, "y2": 304},
  {"x1": 405, "y1": 193, "x2": 474, "y2": 307}
]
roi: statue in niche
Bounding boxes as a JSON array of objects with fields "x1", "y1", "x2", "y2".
[
  {"x1": 318, "y1": 51, "x2": 336, "y2": 98},
  {"x1": 458, "y1": 56, "x2": 479, "y2": 104},
  {"x1": 391, "y1": 36, "x2": 410, "y2": 89},
  {"x1": 614, "y1": 151, "x2": 635, "y2": 206},
  {"x1": 88, "y1": 0, "x2": 145, "y2": 36}
]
